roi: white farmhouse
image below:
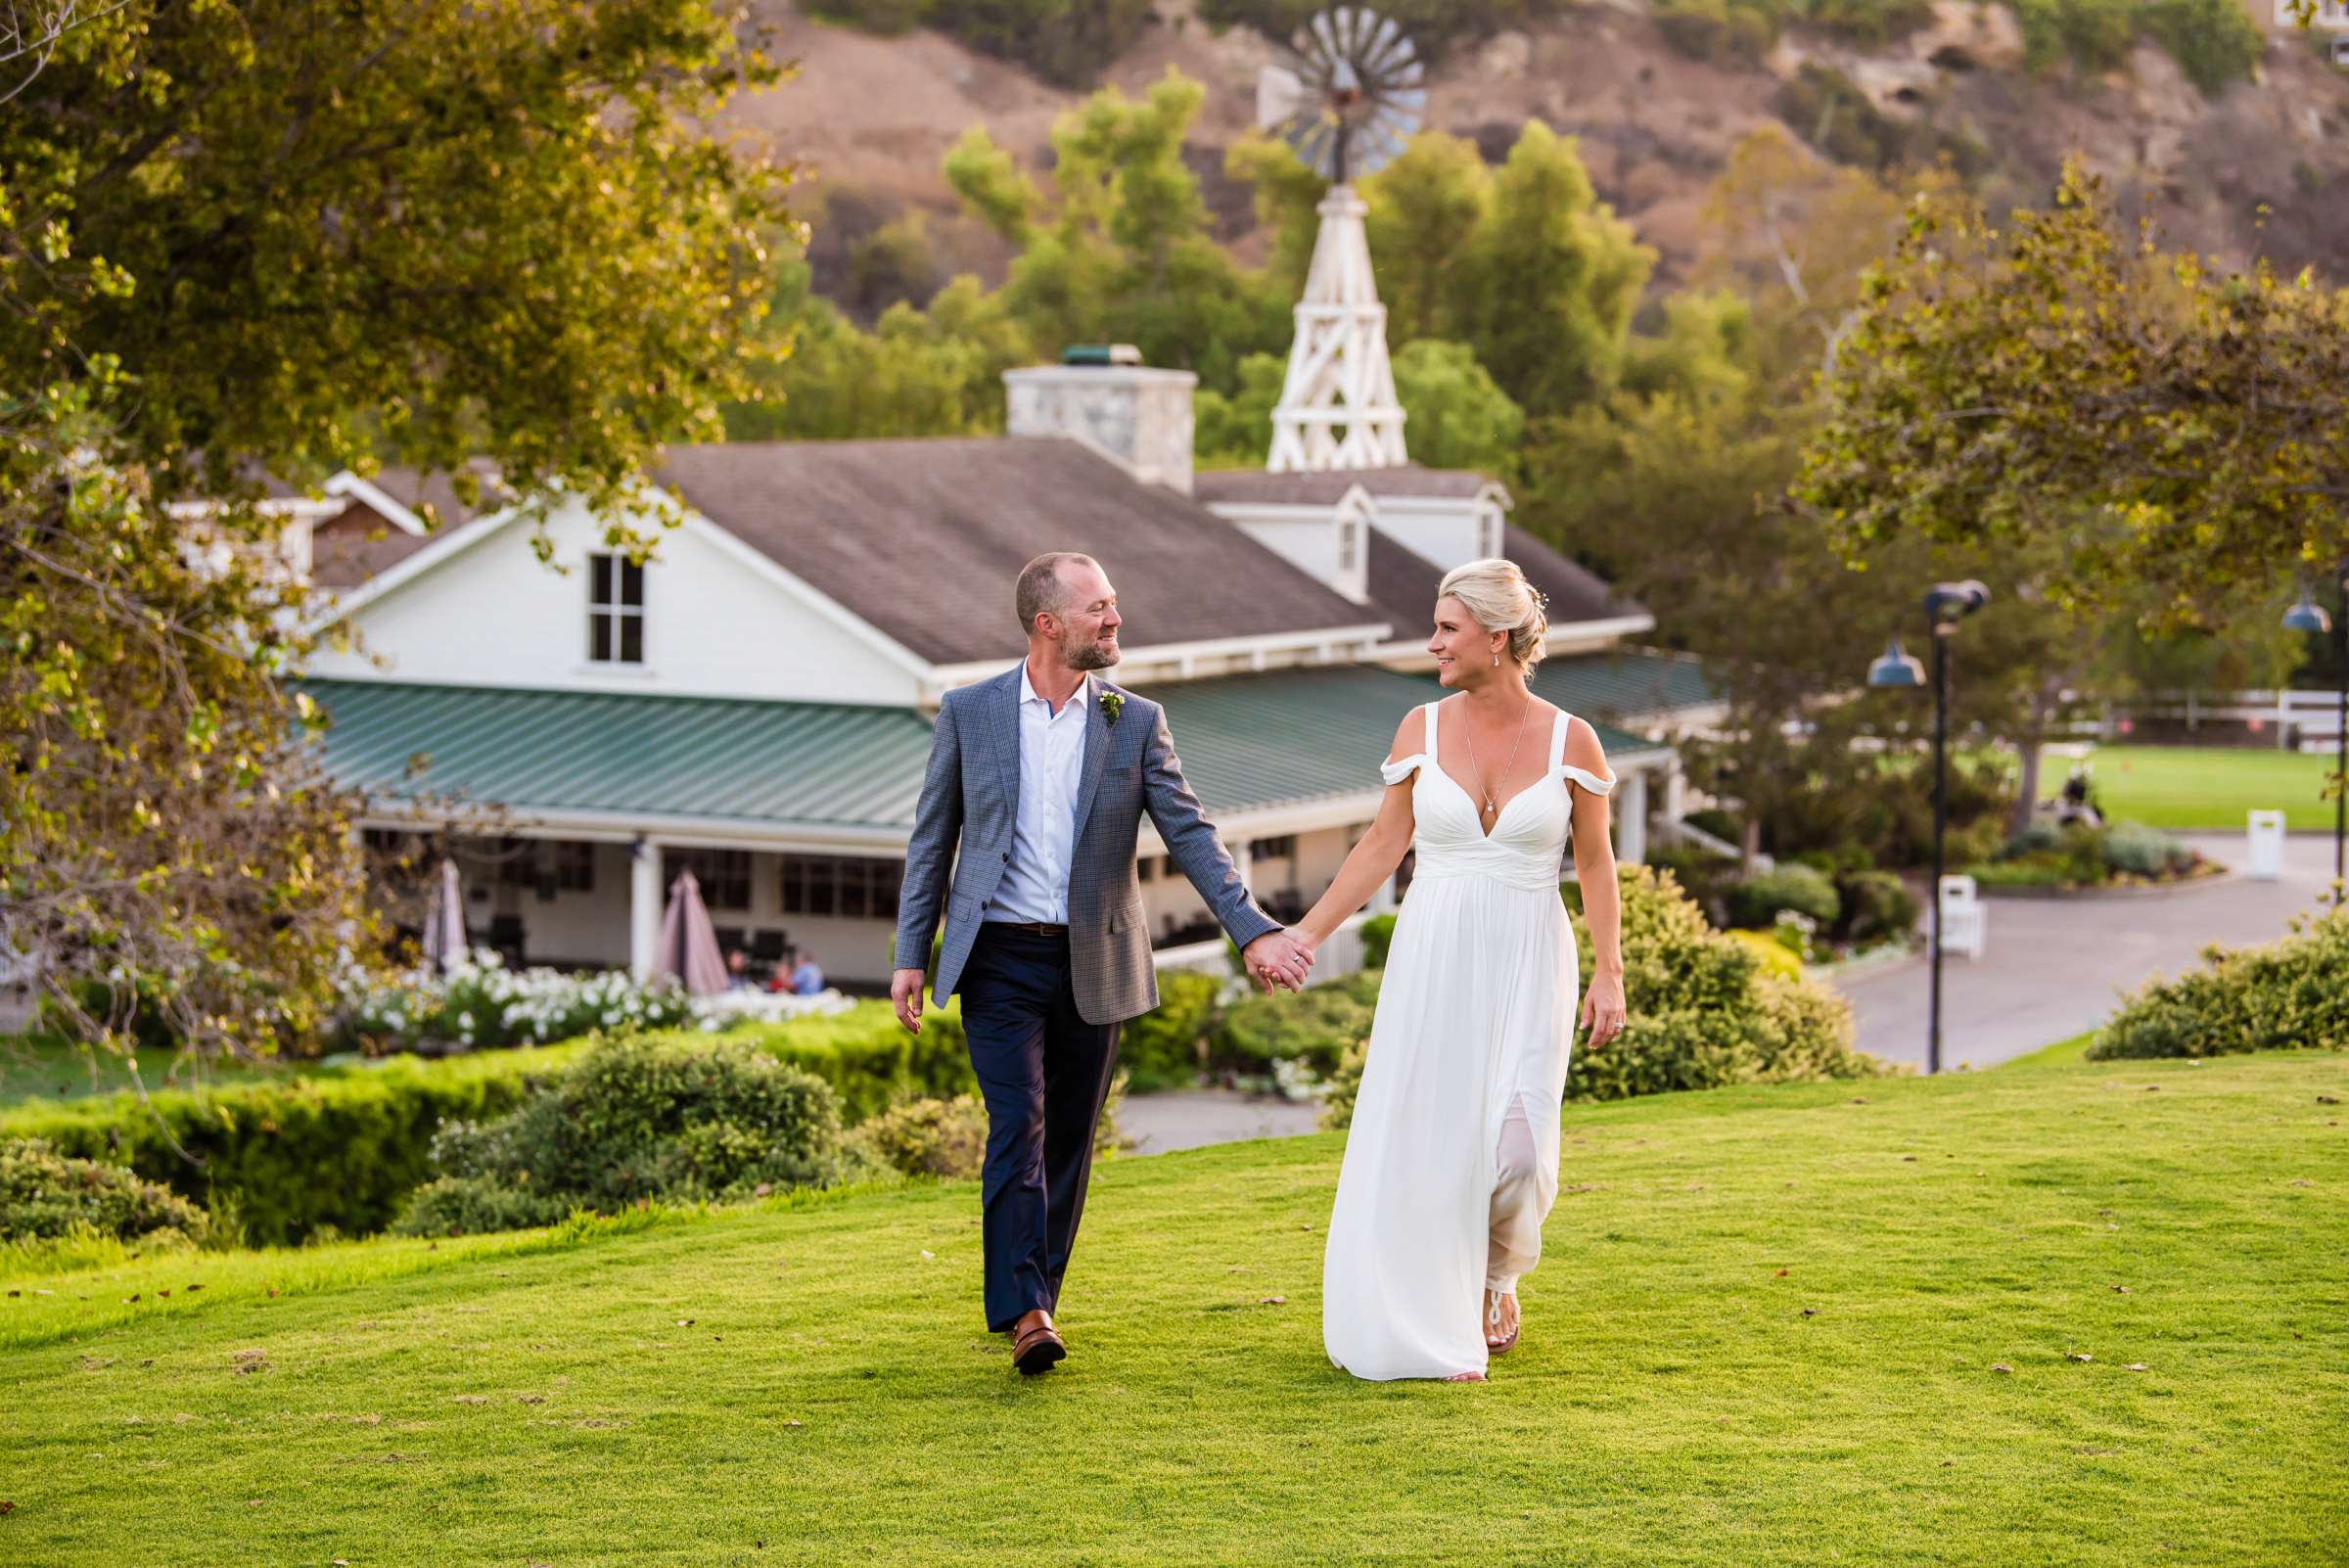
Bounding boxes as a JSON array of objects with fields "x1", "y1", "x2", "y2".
[{"x1": 291, "y1": 357, "x2": 1719, "y2": 989}]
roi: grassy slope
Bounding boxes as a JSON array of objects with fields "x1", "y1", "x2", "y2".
[
  {"x1": 2040, "y1": 746, "x2": 2341, "y2": 832},
  {"x1": 4, "y1": 1054, "x2": 2344, "y2": 1566}
]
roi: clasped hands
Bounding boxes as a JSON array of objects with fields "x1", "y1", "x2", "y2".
[{"x1": 1243, "y1": 928, "x2": 1315, "y2": 995}]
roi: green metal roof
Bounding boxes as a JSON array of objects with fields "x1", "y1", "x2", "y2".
[
  {"x1": 302, "y1": 680, "x2": 939, "y2": 831},
  {"x1": 1530, "y1": 649, "x2": 1719, "y2": 720},
  {"x1": 304, "y1": 665, "x2": 1679, "y2": 838},
  {"x1": 1128, "y1": 665, "x2": 1663, "y2": 817}
]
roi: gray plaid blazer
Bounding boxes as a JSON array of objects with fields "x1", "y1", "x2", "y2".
[{"x1": 894, "y1": 666, "x2": 1278, "y2": 1026}]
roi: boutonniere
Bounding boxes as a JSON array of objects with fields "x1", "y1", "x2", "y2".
[{"x1": 1098, "y1": 687, "x2": 1124, "y2": 725}]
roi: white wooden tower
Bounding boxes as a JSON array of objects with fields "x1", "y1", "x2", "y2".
[
  {"x1": 1257, "y1": 7, "x2": 1424, "y2": 474},
  {"x1": 1267, "y1": 185, "x2": 1409, "y2": 473}
]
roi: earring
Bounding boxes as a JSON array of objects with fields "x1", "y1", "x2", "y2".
[{"x1": 1492, "y1": 652, "x2": 1499, "y2": 667}]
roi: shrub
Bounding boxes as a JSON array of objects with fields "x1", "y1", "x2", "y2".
[
  {"x1": 0, "y1": 1000, "x2": 974, "y2": 1243},
  {"x1": 1211, "y1": 975, "x2": 1375, "y2": 1081},
  {"x1": 396, "y1": 1036, "x2": 857, "y2": 1236},
  {"x1": 1567, "y1": 866, "x2": 1885, "y2": 1102},
  {"x1": 2092, "y1": 907, "x2": 2349, "y2": 1059},
  {"x1": 1358, "y1": 913, "x2": 1399, "y2": 972},
  {"x1": 1118, "y1": 970, "x2": 1221, "y2": 1090},
  {"x1": 1726, "y1": 864, "x2": 1842, "y2": 931},
  {"x1": 1, "y1": 1136, "x2": 212, "y2": 1246},
  {"x1": 2102, "y1": 820, "x2": 2192, "y2": 877},
  {"x1": 1325, "y1": 868, "x2": 1886, "y2": 1126},
  {"x1": 1837, "y1": 869, "x2": 1919, "y2": 945},
  {"x1": 1727, "y1": 928, "x2": 1805, "y2": 979},
  {"x1": 0, "y1": 1045, "x2": 580, "y2": 1246},
  {"x1": 2002, "y1": 822, "x2": 2063, "y2": 860},
  {"x1": 809, "y1": 0, "x2": 1154, "y2": 87},
  {"x1": 849, "y1": 1094, "x2": 989, "y2": 1179}
]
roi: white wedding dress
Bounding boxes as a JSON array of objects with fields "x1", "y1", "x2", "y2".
[{"x1": 1323, "y1": 700, "x2": 1615, "y2": 1381}]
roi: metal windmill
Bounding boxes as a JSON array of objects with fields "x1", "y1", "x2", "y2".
[{"x1": 1257, "y1": 7, "x2": 1424, "y2": 473}]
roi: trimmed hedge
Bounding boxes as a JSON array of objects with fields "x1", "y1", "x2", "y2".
[
  {"x1": 0, "y1": 1000, "x2": 972, "y2": 1245},
  {"x1": 2092, "y1": 907, "x2": 2349, "y2": 1059},
  {"x1": 3, "y1": 1135, "x2": 213, "y2": 1246},
  {"x1": 396, "y1": 1036, "x2": 856, "y2": 1236}
]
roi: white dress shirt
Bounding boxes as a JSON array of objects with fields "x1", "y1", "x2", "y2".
[{"x1": 987, "y1": 663, "x2": 1092, "y2": 925}]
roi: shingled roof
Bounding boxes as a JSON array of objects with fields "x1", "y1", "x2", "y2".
[
  {"x1": 1364, "y1": 524, "x2": 1645, "y2": 642},
  {"x1": 1192, "y1": 464, "x2": 1495, "y2": 506},
  {"x1": 654, "y1": 438, "x2": 1384, "y2": 668},
  {"x1": 308, "y1": 467, "x2": 505, "y2": 589}
]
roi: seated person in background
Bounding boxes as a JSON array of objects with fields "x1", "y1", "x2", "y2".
[
  {"x1": 725, "y1": 948, "x2": 754, "y2": 992},
  {"x1": 790, "y1": 949, "x2": 825, "y2": 996}
]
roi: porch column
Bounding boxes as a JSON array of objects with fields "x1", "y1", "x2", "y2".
[
  {"x1": 1616, "y1": 768, "x2": 1649, "y2": 866},
  {"x1": 1662, "y1": 763, "x2": 1687, "y2": 831},
  {"x1": 629, "y1": 838, "x2": 663, "y2": 981},
  {"x1": 1226, "y1": 837, "x2": 1254, "y2": 895}
]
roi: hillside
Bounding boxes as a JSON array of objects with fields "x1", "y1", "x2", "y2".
[
  {"x1": 6, "y1": 1051, "x2": 2343, "y2": 1563},
  {"x1": 727, "y1": 0, "x2": 2349, "y2": 302}
]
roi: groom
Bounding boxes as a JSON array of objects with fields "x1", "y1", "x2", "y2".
[{"x1": 892, "y1": 551, "x2": 1313, "y2": 1375}]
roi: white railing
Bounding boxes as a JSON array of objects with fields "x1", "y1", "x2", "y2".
[
  {"x1": 1152, "y1": 908, "x2": 1379, "y2": 990},
  {"x1": 1655, "y1": 816, "x2": 1773, "y2": 872},
  {"x1": 2108, "y1": 688, "x2": 2342, "y2": 748}
]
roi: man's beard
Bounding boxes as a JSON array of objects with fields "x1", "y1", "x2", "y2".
[{"x1": 1063, "y1": 638, "x2": 1120, "y2": 670}]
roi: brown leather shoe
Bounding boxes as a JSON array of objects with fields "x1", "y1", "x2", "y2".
[{"x1": 1010, "y1": 1310, "x2": 1066, "y2": 1376}]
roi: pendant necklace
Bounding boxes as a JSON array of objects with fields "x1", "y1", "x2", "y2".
[{"x1": 1460, "y1": 693, "x2": 1536, "y2": 821}]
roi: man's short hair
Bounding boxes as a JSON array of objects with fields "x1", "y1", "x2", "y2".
[{"x1": 1016, "y1": 551, "x2": 1099, "y2": 634}]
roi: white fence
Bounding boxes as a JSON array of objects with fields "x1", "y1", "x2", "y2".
[{"x1": 2108, "y1": 689, "x2": 2342, "y2": 750}]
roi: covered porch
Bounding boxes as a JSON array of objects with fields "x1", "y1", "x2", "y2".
[{"x1": 310, "y1": 664, "x2": 1683, "y2": 990}]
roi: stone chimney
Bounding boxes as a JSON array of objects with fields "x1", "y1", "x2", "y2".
[{"x1": 1003, "y1": 346, "x2": 1196, "y2": 495}]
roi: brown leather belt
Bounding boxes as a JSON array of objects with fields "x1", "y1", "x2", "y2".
[{"x1": 988, "y1": 920, "x2": 1069, "y2": 937}]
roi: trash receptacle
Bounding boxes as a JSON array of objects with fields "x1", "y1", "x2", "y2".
[{"x1": 2248, "y1": 808, "x2": 2285, "y2": 881}]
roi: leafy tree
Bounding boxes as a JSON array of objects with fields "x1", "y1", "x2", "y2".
[
  {"x1": 1360, "y1": 132, "x2": 1492, "y2": 346},
  {"x1": 1193, "y1": 353, "x2": 1288, "y2": 470},
  {"x1": 1795, "y1": 164, "x2": 2349, "y2": 622},
  {"x1": 1448, "y1": 123, "x2": 1653, "y2": 419},
  {"x1": 944, "y1": 71, "x2": 1290, "y2": 388},
  {"x1": 4, "y1": 0, "x2": 794, "y2": 1061},
  {"x1": 1389, "y1": 340, "x2": 1525, "y2": 474}
]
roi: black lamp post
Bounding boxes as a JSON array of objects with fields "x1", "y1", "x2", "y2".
[
  {"x1": 2282, "y1": 560, "x2": 2348, "y2": 908},
  {"x1": 1867, "y1": 579, "x2": 1991, "y2": 1076}
]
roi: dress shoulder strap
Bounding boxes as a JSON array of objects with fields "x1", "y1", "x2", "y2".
[
  {"x1": 1424, "y1": 700, "x2": 1439, "y2": 757},
  {"x1": 1553, "y1": 709, "x2": 1619, "y2": 797},
  {"x1": 1548, "y1": 707, "x2": 1572, "y2": 770}
]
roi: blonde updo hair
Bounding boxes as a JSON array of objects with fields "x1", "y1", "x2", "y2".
[{"x1": 1438, "y1": 558, "x2": 1549, "y2": 675}]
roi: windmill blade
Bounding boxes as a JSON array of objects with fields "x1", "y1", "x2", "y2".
[{"x1": 1256, "y1": 63, "x2": 1311, "y2": 130}]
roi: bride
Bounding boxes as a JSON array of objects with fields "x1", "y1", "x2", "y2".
[{"x1": 1292, "y1": 558, "x2": 1629, "y2": 1383}]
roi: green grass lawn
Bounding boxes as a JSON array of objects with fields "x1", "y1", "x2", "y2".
[
  {"x1": 4, "y1": 1054, "x2": 2344, "y2": 1565},
  {"x1": 2043, "y1": 745, "x2": 2342, "y2": 831}
]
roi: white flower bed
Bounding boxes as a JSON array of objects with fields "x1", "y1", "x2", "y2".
[{"x1": 335, "y1": 948, "x2": 850, "y2": 1053}]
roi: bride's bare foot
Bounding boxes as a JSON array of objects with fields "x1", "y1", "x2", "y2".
[
  {"x1": 1446, "y1": 1370, "x2": 1487, "y2": 1382},
  {"x1": 1484, "y1": 1289, "x2": 1521, "y2": 1355}
]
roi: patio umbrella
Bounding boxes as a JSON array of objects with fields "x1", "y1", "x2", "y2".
[
  {"x1": 420, "y1": 856, "x2": 467, "y2": 974},
  {"x1": 655, "y1": 868, "x2": 730, "y2": 996}
]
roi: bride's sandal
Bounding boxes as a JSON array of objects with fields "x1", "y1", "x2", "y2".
[{"x1": 1485, "y1": 1290, "x2": 1521, "y2": 1356}]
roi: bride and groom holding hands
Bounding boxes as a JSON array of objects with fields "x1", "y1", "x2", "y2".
[{"x1": 890, "y1": 549, "x2": 1628, "y2": 1383}]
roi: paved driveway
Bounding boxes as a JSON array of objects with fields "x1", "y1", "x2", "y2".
[{"x1": 1836, "y1": 830, "x2": 2339, "y2": 1072}]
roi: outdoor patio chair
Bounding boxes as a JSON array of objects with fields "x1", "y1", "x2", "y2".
[{"x1": 1937, "y1": 875, "x2": 1986, "y2": 961}]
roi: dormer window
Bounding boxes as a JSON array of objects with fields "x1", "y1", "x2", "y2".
[
  {"x1": 588, "y1": 553, "x2": 644, "y2": 664},
  {"x1": 1339, "y1": 520, "x2": 1359, "y2": 573}
]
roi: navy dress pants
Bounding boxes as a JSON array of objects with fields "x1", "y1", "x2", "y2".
[{"x1": 954, "y1": 924, "x2": 1124, "y2": 1334}]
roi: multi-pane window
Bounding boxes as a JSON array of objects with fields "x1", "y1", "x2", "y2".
[
  {"x1": 588, "y1": 553, "x2": 644, "y2": 664},
  {"x1": 663, "y1": 849, "x2": 751, "y2": 909},
  {"x1": 1338, "y1": 520, "x2": 1359, "y2": 573},
  {"x1": 553, "y1": 841, "x2": 596, "y2": 893},
  {"x1": 780, "y1": 856, "x2": 903, "y2": 921},
  {"x1": 1248, "y1": 835, "x2": 1297, "y2": 862}
]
